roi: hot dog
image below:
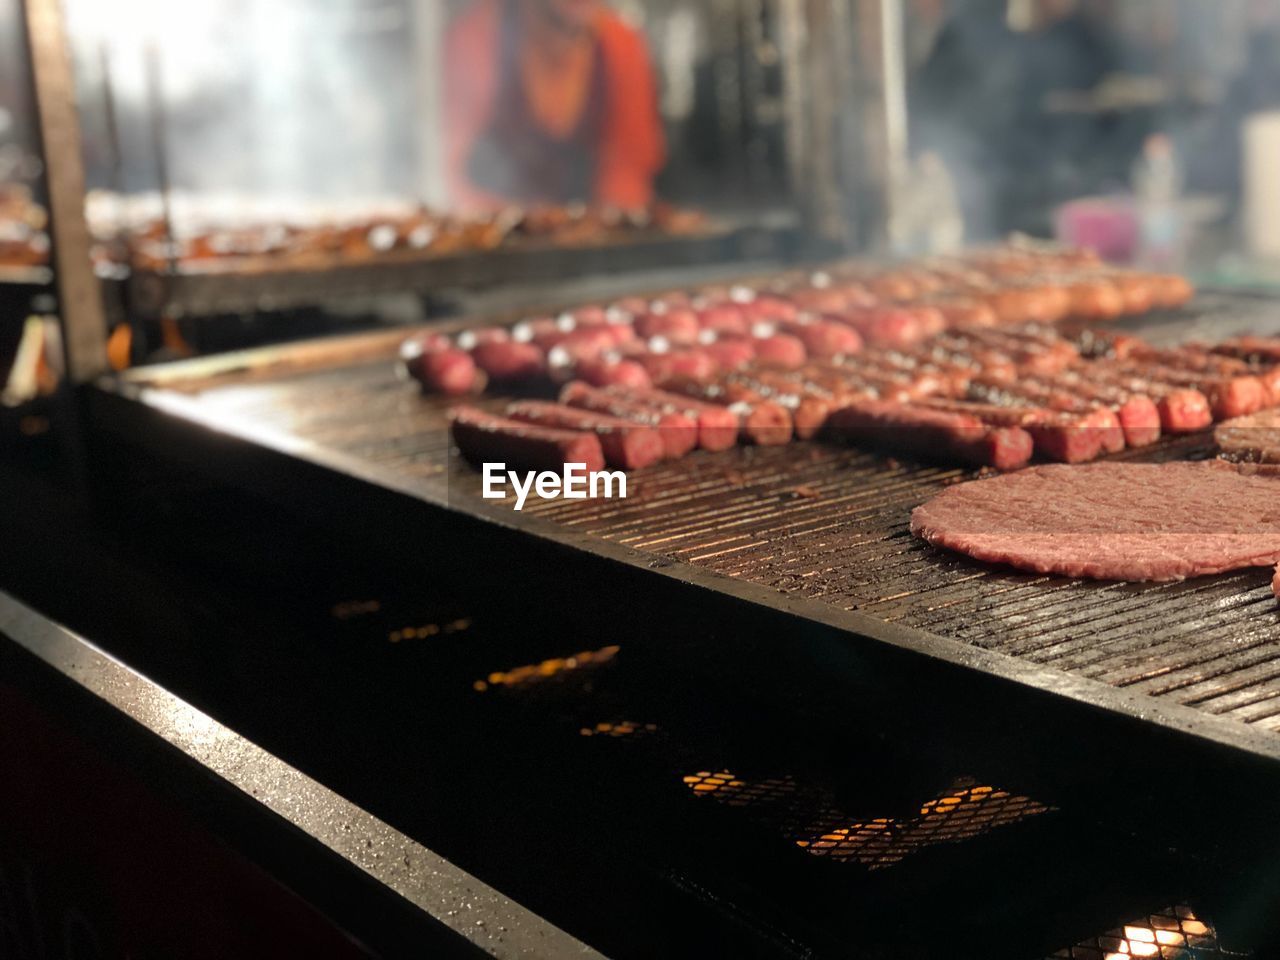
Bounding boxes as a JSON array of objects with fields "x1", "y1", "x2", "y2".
[
  {"x1": 451, "y1": 406, "x2": 605, "y2": 474},
  {"x1": 470, "y1": 341, "x2": 546, "y2": 382},
  {"x1": 825, "y1": 398, "x2": 1034, "y2": 471},
  {"x1": 560, "y1": 381, "x2": 698, "y2": 458},
  {"x1": 506, "y1": 401, "x2": 664, "y2": 470},
  {"x1": 656, "y1": 378, "x2": 794, "y2": 446},
  {"x1": 605, "y1": 384, "x2": 744, "y2": 450}
]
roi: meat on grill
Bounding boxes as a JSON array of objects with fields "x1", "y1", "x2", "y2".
[
  {"x1": 719, "y1": 369, "x2": 836, "y2": 439},
  {"x1": 966, "y1": 377, "x2": 1125, "y2": 454},
  {"x1": 1215, "y1": 407, "x2": 1280, "y2": 465},
  {"x1": 450, "y1": 406, "x2": 605, "y2": 474},
  {"x1": 636, "y1": 381, "x2": 791, "y2": 446},
  {"x1": 825, "y1": 398, "x2": 1034, "y2": 471},
  {"x1": 505, "y1": 401, "x2": 665, "y2": 470},
  {"x1": 1078, "y1": 367, "x2": 1213, "y2": 433},
  {"x1": 1090, "y1": 359, "x2": 1265, "y2": 421},
  {"x1": 405, "y1": 347, "x2": 481, "y2": 396},
  {"x1": 560, "y1": 381, "x2": 698, "y2": 458},
  {"x1": 914, "y1": 396, "x2": 1108, "y2": 463},
  {"x1": 911, "y1": 460, "x2": 1280, "y2": 584},
  {"x1": 470, "y1": 341, "x2": 547, "y2": 382},
  {"x1": 567, "y1": 357, "x2": 653, "y2": 390}
]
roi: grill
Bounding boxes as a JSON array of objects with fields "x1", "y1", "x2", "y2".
[
  {"x1": 94, "y1": 290, "x2": 1280, "y2": 787},
  {"x1": 120, "y1": 223, "x2": 794, "y2": 319}
]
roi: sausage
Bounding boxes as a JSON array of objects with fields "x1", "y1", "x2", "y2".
[
  {"x1": 810, "y1": 359, "x2": 949, "y2": 401},
  {"x1": 560, "y1": 381, "x2": 697, "y2": 458},
  {"x1": 1110, "y1": 274, "x2": 1156, "y2": 315},
  {"x1": 699, "y1": 335, "x2": 757, "y2": 371},
  {"x1": 406, "y1": 348, "x2": 481, "y2": 396},
  {"x1": 569, "y1": 357, "x2": 653, "y2": 390},
  {"x1": 609, "y1": 296, "x2": 650, "y2": 317},
  {"x1": 968, "y1": 377, "x2": 1125, "y2": 453},
  {"x1": 455, "y1": 326, "x2": 511, "y2": 350},
  {"x1": 908, "y1": 305, "x2": 948, "y2": 337},
  {"x1": 1066, "y1": 278, "x2": 1126, "y2": 320},
  {"x1": 696, "y1": 303, "x2": 751, "y2": 336},
  {"x1": 657, "y1": 378, "x2": 794, "y2": 446},
  {"x1": 606, "y1": 384, "x2": 745, "y2": 450},
  {"x1": 832, "y1": 306, "x2": 925, "y2": 348},
  {"x1": 937, "y1": 328, "x2": 1079, "y2": 376},
  {"x1": 787, "y1": 286, "x2": 858, "y2": 314},
  {"x1": 634, "y1": 308, "x2": 701, "y2": 345},
  {"x1": 1208, "y1": 336, "x2": 1280, "y2": 366},
  {"x1": 1079, "y1": 367, "x2": 1213, "y2": 433},
  {"x1": 739, "y1": 295, "x2": 800, "y2": 322},
  {"x1": 825, "y1": 398, "x2": 1034, "y2": 471},
  {"x1": 915, "y1": 397, "x2": 1105, "y2": 463},
  {"x1": 929, "y1": 297, "x2": 999, "y2": 329},
  {"x1": 630, "y1": 346, "x2": 721, "y2": 385},
  {"x1": 775, "y1": 363, "x2": 916, "y2": 404},
  {"x1": 569, "y1": 304, "x2": 610, "y2": 326},
  {"x1": 471, "y1": 340, "x2": 546, "y2": 382},
  {"x1": 541, "y1": 327, "x2": 620, "y2": 371},
  {"x1": 901, "y1": 342, "x2": 1018, "y2": 383},
  {"x1": 853, "y1": 350, "x2": 975, "y2": 395},
  {"x1": 774, "y1": 317, "x2": 864, "y2": 358},
  {"x1": 525, "y1": 324, "x2": 608, "y2": 354},
  {"x1": 983, "y1": 287, "x2": 1042, "y2": 325},
  {"x1": 506, "y1": 400, "x2": 664, "y2": 470},
  {"x1": 399, "y1": 329, "x2": 454, "y2": 372},
  {"x1": 1093, "y1": 360, "x2": 1266, "y2": 420},
  {"x1": 1135, "y1": 344, "x2": 1280, "y2": 407},
  {"x1": 402, "y1": 329, "x2": 453, "y2": 353},
  {"x1": 511, "y1": 316, "x2": 562, "y2": 343},
  {"x1": 720, "y1": 370, "x2": 836, "y2": 439},
  {"x1": 1020, "y1": 372, "x2": 1162, "y2": 448},
  {"x1": 451, "y1": 405, "x2": 605, "y2": 474},
  {"x1": 399, "y1": 332, "x2": 462, "y2": 384},
  {"x1": 751, "y1": 333, "x2": 808, "y2": 369},
  {"x1": 865, "y1": 272, "x2": 918, "y2": 301},
  {"x1": 1149, "y1": 274, "x2": 1194, "y2": 309}
]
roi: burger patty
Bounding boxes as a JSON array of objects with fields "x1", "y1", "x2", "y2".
[
  {"x1": 1215, "y1": 407, "x2": 1280, "y2": 464},
  {"x1": 911, "y1": 460, "x2": 1280, "y2": 588}
]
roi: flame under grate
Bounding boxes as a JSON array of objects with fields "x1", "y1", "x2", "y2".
[
  {"x1": 1048, "y1": 906, "x2": 1245, "y2": 959},
  {"x1": 681, "y1": 770, "x2": 1049, "y2": 870}
]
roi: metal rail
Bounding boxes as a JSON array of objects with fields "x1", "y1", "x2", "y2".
[
  {"x1": 21, "y1": 0, "x2": 107, "y2": 383},
  {"x1": 0, "y1": 590, "x2": 605, "y2": 960}
]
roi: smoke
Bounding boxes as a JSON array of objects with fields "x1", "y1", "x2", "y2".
[{"x1": 64, "y1": 0, "x2": 420, "y2": 206}]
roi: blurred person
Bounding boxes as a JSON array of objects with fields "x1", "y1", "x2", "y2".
[
  {"x1": 1020, "y1": 0, "x2": 1120, "y2": 103},
  {"x1": 444, "y1": 0, "x2": 666, "y2": 212}
]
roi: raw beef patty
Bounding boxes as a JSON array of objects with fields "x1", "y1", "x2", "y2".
[
  {"x1": 911, "y1": 460, "x2": 1280, "y2": 589},
  {"x1": 1215, "y1": 407, "x2": 1280, "y2": 464}
]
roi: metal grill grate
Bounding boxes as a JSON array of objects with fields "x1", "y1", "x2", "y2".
[
  {"x1": 120, "y1": 294, "x2": 1280, "y2": 743},
  {"x1": 1046, "y1": 906, "x2": 1246, "y2": 959},
  {"x1": 681, "y1": 769, "x2": 1049, "y2": 870}
]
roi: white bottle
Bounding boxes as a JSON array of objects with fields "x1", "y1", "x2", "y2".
[{"x1": 1132, "y1": 133, "x2": 1184, "y2": 268}]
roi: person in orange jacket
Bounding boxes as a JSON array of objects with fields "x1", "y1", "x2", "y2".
[{"x1": 444, "y1": 0, "x2": 666, "y2": 213}]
